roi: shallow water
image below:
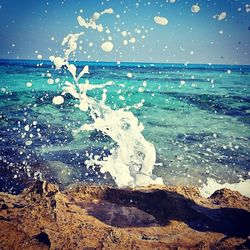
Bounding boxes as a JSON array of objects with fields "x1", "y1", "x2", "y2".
[{"x1": 0, "y1": 59, "x2": 249, "y2": 193}]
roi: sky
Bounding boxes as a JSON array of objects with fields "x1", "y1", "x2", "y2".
[{"x1": 0, "y1": 0, "x2": 250, "y2": 65}]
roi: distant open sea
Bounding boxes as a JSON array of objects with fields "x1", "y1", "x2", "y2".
[{"x1": 0, "y1": 59, "x2": 249, "y2": 193}]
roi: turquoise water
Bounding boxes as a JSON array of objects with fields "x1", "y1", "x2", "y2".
[{"x1": 0, "y1": 59, "x2": 249, "y2": 193}]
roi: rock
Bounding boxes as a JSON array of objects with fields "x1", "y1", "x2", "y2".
[
  {"x1": 209, "y1": 188, "x2": 250, "y2": 210},
  {"x1": 34, "y1": 232, "x2": 51, "y2": 248},
  {"x1": 22, "y1": 180, "x2": 59, "y2": 198},
  {"x1": 236, "y1": 238, "x2": 250, "y2": 249},
  {"x1": 0, "y1": 183, "x2": 249, "y2": 249}
]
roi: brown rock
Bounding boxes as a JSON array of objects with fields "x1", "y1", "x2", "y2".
[
  {"x1": 22, "y1": 180, "x2": 59, "y2": 198},
  {"x1": 209, "y1": 188, "x2": 250, "y2": 210},
  {"x1": 0, "y1": 180, "x2": 249, "y2": 250}
]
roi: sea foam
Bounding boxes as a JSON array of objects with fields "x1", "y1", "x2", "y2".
[
  {"x1": 199, "y1": 178, "x2": 250, "y2": 198},
  {"x1": 49, "y1": 9, "x2": 163, "y2": 187}
]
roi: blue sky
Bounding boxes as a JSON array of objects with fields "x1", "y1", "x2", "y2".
[{"x1": 0, "y1": 0, "x2": 249, "y2": 64}]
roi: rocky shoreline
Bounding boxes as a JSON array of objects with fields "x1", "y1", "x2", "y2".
[{"x1": 0, "y1": 180, "x2": 249, "y2": 249}]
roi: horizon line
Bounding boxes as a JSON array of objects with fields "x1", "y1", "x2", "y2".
[{"x1": 0, "y1": 58, "x2": 250, "y2": 67}]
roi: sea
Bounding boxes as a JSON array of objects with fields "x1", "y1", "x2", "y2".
[{"x1": 0, "y1": 59, "x2": 249, "y2": 194}]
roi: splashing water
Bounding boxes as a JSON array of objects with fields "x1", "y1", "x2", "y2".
[{"x1": 49, "y1": 9, "x2": 163, "y2": 187}]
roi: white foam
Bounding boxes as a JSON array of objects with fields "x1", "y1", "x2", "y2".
[
  {"x1": 52, "y1": 96, "x2": 64, "y2": 105},
  {"x1": 24, "y1": 125, "x2": 30, "y2": 132},
  {"x1": 52, "y1": 57, "x2": 65, "y2": 69},
  {"x1": 127, "y1": 72, "x2": 133, "y2": 78},
  {"x1": 246, "y1": 4, "x2": 250, "y2": 12},
  {"x1": 47, "y1": 78, "x2": 54, "y2": 84},
  {"x1": 119, "y1": 95, "x2": 125, "y2": 100},
  {"x1": 48, "y1": 9, "x2": 163, "y2": 188},
  {"x1": 217, "y1": 12, "x2": 227, "y2": 21},
  {"x1": 123, "y1": 40, "x2": 128, "y2": 46},
  {"x1": 154, "y1": 16, "x2": 168, "y2": 25},
  {"x1": 77, "y1": 8, "x2": 113, "y2": 31},
  {"x1": 121, "y1": 31, "x2": 127, "y2": 37},
  {"x1": 25, "y1": 140, "x2": 33, "y2": 146},
  {"x1": 101, "y1": 41, "x2": 113, "y2": 52},
  {"x1": 55, "y1": 78, "x2": 60, "y2": 83},
  {"x1": 37, "y1": 54, "x2": 42, "y2": 59},
  {"x1": 129, "y1": 37, "x2": 136, "y2": 43},
  {"x1": 63, "y1": 73, "x2": 163, "y2": 187},
  {"x1": 191, "y1": 4, "x2": 200, "y2": 13},
  {"x1": 199, "y1": 178, "x2": 250, "y2": 198}
]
